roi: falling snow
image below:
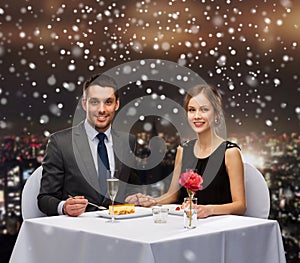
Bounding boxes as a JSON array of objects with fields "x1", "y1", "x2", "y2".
[{"x1": 0, "y1": 0, "x2": 299, "y2": 135}]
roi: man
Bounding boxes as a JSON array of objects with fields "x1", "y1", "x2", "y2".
[{"x1": 38, "y1": 74, "x2": 140, "y2": 216}]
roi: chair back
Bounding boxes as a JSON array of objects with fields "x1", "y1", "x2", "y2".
[
  {"x1": 243, "y1": 162, "x2": 270, "y2": 219},
  {"x1": 21, "y1": 166, "x2": 46, "y2": 220}
]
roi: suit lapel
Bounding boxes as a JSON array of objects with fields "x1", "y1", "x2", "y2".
[
  {"x1": 72, "y1": 123, "x2": 100, "y2": 193},
  {"x1": 111, "y1": 130, "x2": 124, "y2": 173}
]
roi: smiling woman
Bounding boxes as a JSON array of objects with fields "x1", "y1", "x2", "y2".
[
  {"x1": 162, "y1": 84, "x2": 246, "y2": 218},
  {"x1": 129, "y1": 84, "x2": 246, "y2": 219}
]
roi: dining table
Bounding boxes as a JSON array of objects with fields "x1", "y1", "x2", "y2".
[{"x1": 10, "y1": 206, "x2": 286, "y2": 263}]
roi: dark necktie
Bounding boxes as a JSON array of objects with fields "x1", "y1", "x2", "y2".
[{"x1": 97, "y1": 133, "x2": 110, "y2": 197}]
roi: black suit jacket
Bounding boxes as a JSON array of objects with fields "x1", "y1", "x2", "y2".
[{"x1": 38, "y1": 121, "x2": 140, "y2": 216}]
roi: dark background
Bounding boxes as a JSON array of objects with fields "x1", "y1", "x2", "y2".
[{"x1": 0, "y1": 0, "x2": 299, "y2": 136}]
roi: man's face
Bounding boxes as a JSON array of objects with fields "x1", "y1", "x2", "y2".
[{"x1": 82, "y1": 85, "x2": 119, "y2": 133}]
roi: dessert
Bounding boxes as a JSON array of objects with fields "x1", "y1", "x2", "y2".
[{"x1": 109, "y1": 204, "x2": 135, "y2": 215}]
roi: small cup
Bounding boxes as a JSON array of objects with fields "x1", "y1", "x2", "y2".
[{"x1": 152, "y1": 206, "x2": 169, "y2": 223}]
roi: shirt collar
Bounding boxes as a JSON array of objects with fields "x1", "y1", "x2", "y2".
[{"x1": 84, "y1": 120, "x2": 112, "y2": 142}]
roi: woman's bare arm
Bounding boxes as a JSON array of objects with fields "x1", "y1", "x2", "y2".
[{"x1": 196, "y1": 147, "x2": 246, "y2": 218}]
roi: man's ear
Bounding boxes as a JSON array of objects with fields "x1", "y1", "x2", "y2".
[
  {"x1": 81, "y1": 98, "x2": 87, "y2": 111},
  {"x1": 115, "y1": 98, "x2": 120, "y2": 111}
]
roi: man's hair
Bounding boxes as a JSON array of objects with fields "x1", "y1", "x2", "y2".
[{"x1": 83, "y1": 73, "x2": 119, "y2": 100}]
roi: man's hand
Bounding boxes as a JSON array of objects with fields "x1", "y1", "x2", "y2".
[{"x1": 63, "y1": 196, "x2": 88, "y2": 217}]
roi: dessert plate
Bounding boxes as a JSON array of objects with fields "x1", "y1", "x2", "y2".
[
  {"x1": 162, "y1": 204, "x2": 184, "y2": 216},
  {"x1": 97, "y1": 206, "x2": 152, "y2": 219}
]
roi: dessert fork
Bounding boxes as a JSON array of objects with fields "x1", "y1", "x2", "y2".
[{"x1": 68, "y1": 195, "x2": 107, "y2": 210}]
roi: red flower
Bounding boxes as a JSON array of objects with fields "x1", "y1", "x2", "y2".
[{"x1": 179, "y1": 169, "x2": 203, "y2": 194}]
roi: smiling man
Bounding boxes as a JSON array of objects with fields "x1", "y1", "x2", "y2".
[
  {"x1": 82, "y1": 78, "x2": 120, "y2": 133},
  {"x1": 38, "y1": 74, "x2": 140, "y2": 217}
]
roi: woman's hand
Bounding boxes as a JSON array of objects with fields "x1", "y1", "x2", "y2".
[
  {"x1": 125, "y1": 193, "x2": 157, "y2": 207},
  {"x1": 196, "y1": 205, "x2": 212, "y2": 218}
]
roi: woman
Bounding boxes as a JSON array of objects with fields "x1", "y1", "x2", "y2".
[{"x1": 126, "y1": 84, "x2": 246, "y2": 218}]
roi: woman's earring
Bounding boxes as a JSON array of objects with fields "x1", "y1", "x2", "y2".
[{"x1": 214, "y1": 118, "x2": 219, "y2": 125}]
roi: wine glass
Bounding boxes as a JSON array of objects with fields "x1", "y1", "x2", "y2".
[{"x1": 106, "y1": 170, "x2": 119, "y2": 223}]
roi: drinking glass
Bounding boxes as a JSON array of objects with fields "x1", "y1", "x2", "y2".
[
  {"x1": 106, "y1": 170, "x2": 119, "y2": 223},
  {"x1": 152, "y1": 206, "x2": 169, "y2": 223}
]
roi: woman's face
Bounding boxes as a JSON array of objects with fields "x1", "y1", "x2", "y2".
[{"x1": 187, "y1": 93, "x2": 215, "y2": 134}]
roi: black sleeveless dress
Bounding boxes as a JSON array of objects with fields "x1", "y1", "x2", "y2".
[{"x1": 177, "y1": 140, "x2": 241, "y2": 205}]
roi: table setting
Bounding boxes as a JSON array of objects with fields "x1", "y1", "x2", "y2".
[
  {"x1": 10, "y1": 169, "x2": 286, "y2": 263},
  {"x1": 10, "y1": 208, "x2": 286, "y2": 263}
]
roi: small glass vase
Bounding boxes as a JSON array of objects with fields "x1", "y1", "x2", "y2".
[{"x1": 183, "y1": 196, "x2": 198, "y2": 229}]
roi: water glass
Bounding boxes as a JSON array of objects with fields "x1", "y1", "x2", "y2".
[{"x1": 152, "y1": 206, "x2": 169, "y2": 223}]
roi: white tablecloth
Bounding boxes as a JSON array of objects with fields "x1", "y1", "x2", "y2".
[{"x1": 10, "y1": 212, "x2": 286, "y2": 263}]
